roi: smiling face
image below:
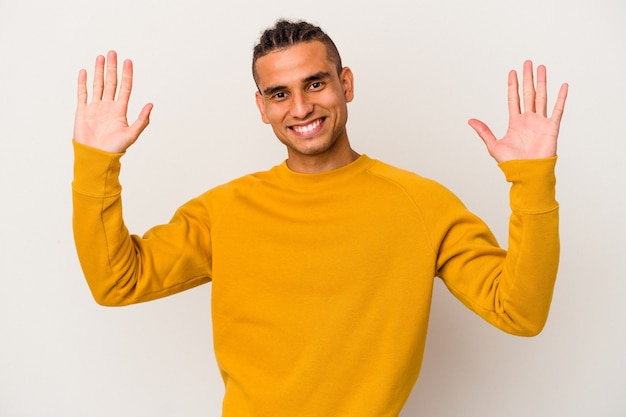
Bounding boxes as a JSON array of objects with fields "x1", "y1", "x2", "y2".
[{"x1": 254, "y1": 41, "x2": 355, "y2": 173}]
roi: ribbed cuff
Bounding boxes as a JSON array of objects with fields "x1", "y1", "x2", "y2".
[
  {"x1": 72, "y1": 140, "x2": 124, "y2": 197},
  {"x1": 498, "y1": 157, "x2": 558, "y2": 213}
]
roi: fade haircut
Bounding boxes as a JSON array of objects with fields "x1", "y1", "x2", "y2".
[{"x1": 252, "y1": 19, "x2": 343, "y2": 88}]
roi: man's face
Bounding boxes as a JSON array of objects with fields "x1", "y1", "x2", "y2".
[{"x1": 254, "y1": 41, "x2": 354, "y2": 171}]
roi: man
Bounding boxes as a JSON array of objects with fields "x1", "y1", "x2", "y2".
[{"x1": 72, "y1": 19, "x2": 568, "y2": 417}]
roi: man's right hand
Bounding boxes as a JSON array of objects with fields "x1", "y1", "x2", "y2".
[{"x1": 74, "y1": 50, "x2": 153, "y2": 153}]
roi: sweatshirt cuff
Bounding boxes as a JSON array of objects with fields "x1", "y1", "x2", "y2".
[
  {"x1": 72, "y1": 140, "x2": 124, "y2": 197},
  {"x1": 498, "y1": 157, "x2": 558, "y2": 213}
]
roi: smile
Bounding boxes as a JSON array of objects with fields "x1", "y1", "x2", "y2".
[{"x1": 291, "y1": 118, "x2": 324, "y2": 135}]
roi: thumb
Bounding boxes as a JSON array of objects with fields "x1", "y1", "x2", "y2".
[
  {"x1": 468, "y1": 118, "x2": 496, "y2": 155},
  {"x1": 127, "y1": 103, "x2": 154, "y2": 145}
]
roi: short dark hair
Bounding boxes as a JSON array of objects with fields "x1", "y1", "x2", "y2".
[{"x1": 252, "y1": 19, "x2": 343, "y2": 86}]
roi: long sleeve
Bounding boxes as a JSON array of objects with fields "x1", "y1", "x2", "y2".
[
  {"x1": 435, "y1": 157, "x2": 559, "y2": 336},
  {"x1": 71, "y1": 141, "x2": 212, "y2": 306}
]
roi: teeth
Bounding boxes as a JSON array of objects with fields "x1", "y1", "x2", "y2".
[{"x1": 293, "y1": 119, "x2": 321, "y2": 134}]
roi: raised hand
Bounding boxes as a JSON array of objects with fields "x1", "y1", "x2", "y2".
[
  {"x1": 74, "y1": 50, "x2": 153, "y2": 153},
  {"x1": 468, "y1": 60, "x2": 568, "y2": 163}
]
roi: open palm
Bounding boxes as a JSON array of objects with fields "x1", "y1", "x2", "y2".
[
  {"x1": 74, "y1": 51, "x2": 152, "y2": 154},
  {"x1": 469, "y1": 61, "x2": 568, "y2": 163}
]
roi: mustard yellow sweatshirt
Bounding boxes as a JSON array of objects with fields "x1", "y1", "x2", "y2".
[{"x1": 72, "y1": 141, "x2": 559, "y2": 417}]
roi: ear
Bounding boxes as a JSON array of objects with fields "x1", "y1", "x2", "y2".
[
  {"x1": 340, "y1": 67, "x2": 355, "y2": 103},
  {"x1": 255, "y1": 91, "x2": 270, "y2": 124}
]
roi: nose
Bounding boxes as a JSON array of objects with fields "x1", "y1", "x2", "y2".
[{"x1": 290, "y1": 92, "x2": 314, "y2": 119}]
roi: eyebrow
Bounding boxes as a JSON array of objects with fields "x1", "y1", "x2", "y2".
[{"x1": 261, "y1": 71, "x2": 332, "y2": 97}]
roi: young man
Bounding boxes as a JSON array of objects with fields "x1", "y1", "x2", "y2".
[{"x1": 72, "y1": 19, "x2": 568, "y2": 416}]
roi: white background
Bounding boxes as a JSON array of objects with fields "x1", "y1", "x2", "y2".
[{"x1": 1, "y1": 0, "x2": 624, "y2": 416}]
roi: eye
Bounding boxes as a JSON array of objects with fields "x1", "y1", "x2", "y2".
[
  {"x1": 273, "y1": 91, "x2": 286, "y2": 100},
  {"x1": 309, "y1": 81, "x2": 324, "y2": 90}
]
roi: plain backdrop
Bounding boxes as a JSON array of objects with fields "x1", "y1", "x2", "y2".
[{"x1": 1, "y1": 0, "x2": 625, "y2": 416}]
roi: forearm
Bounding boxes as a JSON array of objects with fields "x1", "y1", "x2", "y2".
[
  {"x1": 71, "y1": 140, "x2": 164, "y2": 305},
  {"x1": 496, "y1": 157, "x2": 559, "y2": 335}
]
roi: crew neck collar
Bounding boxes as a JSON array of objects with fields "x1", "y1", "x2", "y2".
[{"x1": 274, "y1": 154, "x2": 375, "y2": 189}]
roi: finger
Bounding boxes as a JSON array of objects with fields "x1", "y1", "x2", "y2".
[
  {"x1": 535, "y1": 65, "x2": 548, "y2": 117},
  {"x1": 550, "y1": 82, "x2": 569, "y2": 125},
  {"x1": 127, "y1": 103, "x2": 154, "y2": 146},
  {"x1": 522, "y1": 60, "x2": 536, "y2": 113},
  {"x1": 117, "y1": 59, "x2": 134, "y2": 105},
  {"x1": 92, "y1": 54, "x2": 105, "y2": 101},
  {"x1": 507, "y1": 69, "x2": 521, "y2": 116},
  {"x1": 77, "y1": 69, "x2": 88, "y2": 107},
  {"x1": 468, "y1": 118, "x2": 497, "y2": 155},
  {"x1": 103, "y1": 50, "x2": 118, "y2": 101}
]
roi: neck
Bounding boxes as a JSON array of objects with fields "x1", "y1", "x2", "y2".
[{"x1": 287, "y1": 148, "x2": 360, "y2": 174}]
